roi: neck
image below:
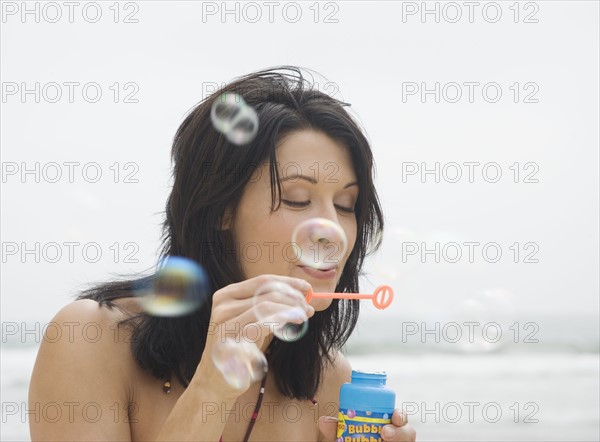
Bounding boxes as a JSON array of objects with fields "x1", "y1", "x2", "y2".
[{"x1": 260, "y1": 333, "x2": 274, "y2": 354}]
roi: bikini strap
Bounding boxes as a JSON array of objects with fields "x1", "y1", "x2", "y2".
[{"x1": 242, "y1": 367, "x2": 269, "y2": 442}]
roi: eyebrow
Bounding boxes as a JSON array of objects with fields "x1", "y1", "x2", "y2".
[{"x1": 280, "y1": 174, "x2": 358, "y2": 189}]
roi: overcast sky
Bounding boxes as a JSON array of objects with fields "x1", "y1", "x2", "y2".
[{"x1": 1, "y1": 1, "x2": 598, "y2": 326}]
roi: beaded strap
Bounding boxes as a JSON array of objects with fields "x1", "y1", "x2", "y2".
[
  {"x1": 163, "y1": 351, "x2": 318, "y2": 441},
  {"x1": 240, "y1": 368, "x2": 269, "y2": 442}
]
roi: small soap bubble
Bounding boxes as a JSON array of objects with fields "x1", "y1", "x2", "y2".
[
  {"x1": 226, "y1": 110, "x2": 259, "y2": 145},
  {"x1": 276, "y1": 311, "x2": 309, "y2": 342},
  {"x1": 347, "y1": 409, "x2": 356, "y2": 418},
  {"x1": 135, "y1": 256, "x2": 210, "y2": 317},
  {"x1": 369, "y1": 228, "x2": 420, "y2": 283},
  {"x1": 214, "y1": 94, "x2": 242, "y2": 119},
  {"x1": 210, "y1": 93, "x2": 259, "y2": 145},
  {"x1": 291, "y1": 218, "x2": 348, "y2": 270},
  {"x1": 252, "y1": 281, "x2": 309, "y2": 342},
  {"x1": 211, "y1": 93, "x2": 244, "y2": 133},
  {"x1": 211, "y1": 338, "x2": 268, "y2": 390},
  {"x1": 449, "y1": 288, "x2": 517, "y2": 353}
]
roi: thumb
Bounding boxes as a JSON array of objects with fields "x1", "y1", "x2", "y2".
[{"x1": 318, "y1": 415, "x2": 339, "y2": 441}]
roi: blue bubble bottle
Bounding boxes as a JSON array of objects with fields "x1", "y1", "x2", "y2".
[{"x1": 337, "y1": 370, "x2": 396, "y2": 442}]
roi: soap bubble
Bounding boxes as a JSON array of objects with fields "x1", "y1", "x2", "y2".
[
  {"x1": 368, "y1": 228, "x2": 420, "y2": 283},
  {"x1": 135, "y1": 256, "x2": 210, "y2": 317},
  {"x1": 448, "y1": 288, "x2": 517, "y2": 353},
  {"x1": 226, "y1": 110, "x2": 258, "y2": 145},
  {"x1": 211, "y1": 338, "x2": 268, "y2": 390},
  {"x1": 210, "y1": 93, "x2": 259, "y2": 145},
  {"x1": 291, "y1": 218, "x2": 348, "y2": 270},
  {"x1": 252, "y1": 280, "x2": 309, "y2": 342},
  {"x1": 274, "y1": 312, "x2": 309, "y2": 342},
  {"x1": 212, "y1": 93, "x2": 243, "y2": 128}
]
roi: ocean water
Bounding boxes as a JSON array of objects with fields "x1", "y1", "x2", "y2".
[
  {"x1": 2, "y1": 344, "x2": 598, "y2": 441},
  {"x1": 348, "y1": 352, "x2": 599, "y2": 441}
]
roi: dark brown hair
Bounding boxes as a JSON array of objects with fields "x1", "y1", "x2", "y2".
[{"x1": 77, "y1": 66, "x2": 384, "y2": 399}]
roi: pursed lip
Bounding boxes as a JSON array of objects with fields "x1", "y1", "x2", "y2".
[{"x1": 299, "y1": 265, "x2": 337, "y2": 280}]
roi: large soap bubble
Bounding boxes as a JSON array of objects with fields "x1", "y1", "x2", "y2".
[
  {"x1": 291, "y1": 217, "x2": 348, "y2": 270},
  {"x1": 211, "y1": 338, "x2": 268, "y2": 390},
  {"x1": 135, "y1": 256, "x2": 210, "y2": 317},
  {"x1": 252, "y1": 280, "x2": 309, "y2": 342}
]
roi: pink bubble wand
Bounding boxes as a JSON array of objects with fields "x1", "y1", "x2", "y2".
[{"x1": 305, "y1": 285, "x2": 394, "y2": 310}]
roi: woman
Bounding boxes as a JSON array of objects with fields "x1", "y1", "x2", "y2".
[{"x1": 29, "y1": 66, "x2": 417, "y2": 441}]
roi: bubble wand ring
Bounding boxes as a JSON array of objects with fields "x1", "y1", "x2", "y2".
[{"x1": 305, "y1": 285, "x2": 394, "y2": 310}]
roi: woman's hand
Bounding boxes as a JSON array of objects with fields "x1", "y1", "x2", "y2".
[
  {"x1": 318, "y1": 409, "x2": 417, "y2": 441},
  {"x1": 192, "y1": 274, "x2": 314, "y2": 398}
]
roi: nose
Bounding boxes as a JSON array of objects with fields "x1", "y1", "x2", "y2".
[
  {"x1": 307, "y1": 205, "x2": 347, "y2": 263},
  {"x1": 316, "y1": 202, "x2": 342, "y2": 229},
  {"x1": 312, "y1": 215, "x2": 339, "y2": 243},
  {"x1": 311, "y1": 234, "x2": 332, "y2": 245}
]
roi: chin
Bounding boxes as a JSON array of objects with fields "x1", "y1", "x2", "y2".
[{"x1": 309, "y1": 295, "x2": 334, "y2": 312}]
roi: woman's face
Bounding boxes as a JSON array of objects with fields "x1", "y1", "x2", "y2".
[{"x1": 228, "y1": 129, "x2": 358, "y2": 311}]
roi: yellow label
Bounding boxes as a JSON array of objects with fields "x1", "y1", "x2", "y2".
[
  {"x1": 340, "y1": 414, "x2": 390, "y2": 424},
  {"x1": 338, "y1": 410, "x2": 391, "y2": 442},
  {"x1": 336, "y1": 411, "x2": 346, "y2": 438}
]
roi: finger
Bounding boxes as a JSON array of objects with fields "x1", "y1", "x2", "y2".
[
  {"x1": 218, "y1": 309, "x2": 261, "y2": 340},
  {"x1": 391, "y1": 409, "x2": 408, "y2": 427},
  {"x1": 211, "y1": 297, "x2": 254, "y2": 322},
  {"x1": 220, "y1": 293, "x2": 314, "y2": 325},
  {"x1": 212, "y1": 290, "x2": 313, "y2": 331},
  {"x1": 214, "y1": 297, "x2": 304, "y2": 323},
  {"x1": 266, "y1": 274, "x2": 312, "y2": 293},
  {"x1": 214, "y1": 285, "x2": 314, "y2": 323},
  {"x1": 239, "y1": 321, "x2": 277, "y2": 349},
  {"x1": 219, "y1": 306, "x2": 309, "y2": 341},
  {"x1": 212, "y1": 309, "x2": 256, "y2": 341},
  {"x1": 317, "y1": 416, "x2": 338, "y2": 441},
  {"x1": 226, "y1": 275, "x2": 311, "y2": 300},
  {"x1": 381, "y1": 423, "x2": 417, "y2": 442},
  {"x1": 254, "y1": 287, "x2": 314, "y2": 316}
]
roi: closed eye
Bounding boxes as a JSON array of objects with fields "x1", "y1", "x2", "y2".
[
  {"x1": 281, "y1": 199, "x2": 355, "y2": 213},
  {"x1": 336, "y1": 205, "x2": 355, "y2": 213},
  {"x1": 282, "y1": 199, "x2": 309, "y2": 208}
]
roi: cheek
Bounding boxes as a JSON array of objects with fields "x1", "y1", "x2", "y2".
[
  {"x1": 239, "y1": 215, "x2": 295, "y2": 271},
  {"x1": 344, "y1": 222, "x2": 358, "y2": 257}
]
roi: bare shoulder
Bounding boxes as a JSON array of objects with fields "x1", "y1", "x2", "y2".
[
  {"x1": 28, "y1": 298, "x2": 138, "y2": 440},
  {"x1": 41, "y1": 297, "x2": 140, "y2": 354},
  {"x1": 316, "y1": 350, "x2": 352, "y2": 416},
  {"x1": 35, "y1": 297, "x2": 141, "y2": 378},
  {"x1": 327, "y1": 350, "x2": 352, "y2": 384}
]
